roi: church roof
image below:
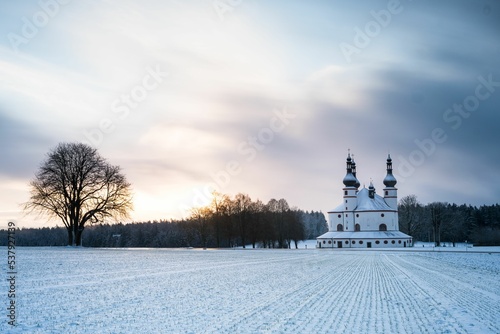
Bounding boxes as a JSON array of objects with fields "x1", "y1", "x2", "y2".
[
  {"x1": 355, "y1": 187, "x2": 393, "y2": 211},
  {"x1": 317, "y1": 231, "x2": 411, "y2": 239},
  {"x1": 328, "y1": 187, "x2": 394, "y2": 212}
]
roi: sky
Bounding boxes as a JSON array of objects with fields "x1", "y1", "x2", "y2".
[{"x1": 1, "y1": 0, "x2": 499, "y2": 229}]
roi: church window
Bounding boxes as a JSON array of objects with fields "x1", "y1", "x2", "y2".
[
  {"x1": 384, "y1": 240, "x2": 388, "y2": 244},
  {"x1": 338, "y1": 214, "x2": 341, "y2": 218},
  {"x1": 328, "y1": 240, "x2": 332, "y2": 244},
  {"x1": 344, "y1": 240, "x2": 348, "y2": 244},
  {"x1": 379, "y1": 224, "x2": 387, "y2": 231},
  {"x1": 359, "y1": 240, "x2": 363, "y2": 245},
  {"x1": 322, "y1": 240, "x2": 326, "y2": 244},
  {"x1": 391, "y1": 240, "x2": 395, "y2": 244},
  {"x1": 345, "y1": 200, "x2": 347, "y2": 203},
  {"x1": 385, "y1": 191, "x2": 388, "y2": 196},
  {"x1": 375, "y1": 240, "x2": 380, "y2": 244},
  {"x1": 355, "y1": 224, "x2": 360, "y2": 232},
  {"x1": 344, "y1": 190, "x2": 347, "y2": 195},
  {"x1": 352, "y1": 240, "x2": 356, "y2": 244},
  {"x1": 337, "y1": 224, "x2": 343, "y2": 231},
  {"x1": 381, "y1": 213, "x2": 385, "y2": 217},
  {"x1": 345, "y1": 214, "x2": 348, "y2": 217},
  {"x1": 356, "y1": 214, "x2": 359, "y2": 217},
  {"x1": 398, "y1": 240, "x2": 401, "y2": 244}
]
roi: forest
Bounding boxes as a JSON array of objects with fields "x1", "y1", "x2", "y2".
[
  {"x1": 398, "y1": 195, "x2": 500, "y2": 246},
  {"x1": 2, "y1": 194, "x2": 499, "y2": 247},
  {"x1": 1, "y1": 193, "x2": 328, "y2": 248}
]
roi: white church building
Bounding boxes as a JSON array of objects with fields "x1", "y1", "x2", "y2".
[{"x1": 317, "y1": 153, "x2": 412, "y2": 248}]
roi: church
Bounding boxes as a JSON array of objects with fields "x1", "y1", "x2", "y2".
[{"x1": 317, "y1": 152, "x2": 413, "y2": 248}]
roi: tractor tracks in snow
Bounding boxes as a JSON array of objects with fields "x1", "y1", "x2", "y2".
[{"x1": 385, "y1": 253, "x2": 500, "y2": 333}]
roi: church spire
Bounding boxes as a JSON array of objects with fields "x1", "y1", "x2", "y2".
[
  {"x1": 342, "y1": 150, "x2": 357, "y2": 187},
  {"x1": 351, "y1": 154, "x2": 360, "y2": 189},
  {"x1": 368, "y1": 180, "x2": 376, "y2": 198},
  {"x1": 383, "y1": 154, "x2": 397, "y2": 187},
  {"x1": 383, "y1": 154, "x2": 398, "y2": 211}
]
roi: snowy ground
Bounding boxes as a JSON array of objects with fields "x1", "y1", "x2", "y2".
[{"x1": 1, "y1": 246, "x2": 499, "y2": 333}]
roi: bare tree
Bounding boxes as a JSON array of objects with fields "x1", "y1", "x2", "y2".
[
  {"x1": 190, "y1": 206, "x2": 213, "y2": 248},
  {"x1": 209, "y1": 191, "x2": 230, "y2": 248},
  {"x1": 288, "y1": 208, "x2": 305, "y2": 249},
  {"x1": 232, "y1": 193, "x2": 252, "y2": 248},
  {"x1": 429, "y1": 202, "x2": 447, "y2": 246},
  {"x1": 398, "y1": 194, "x2": 423, "y2": 237},
  {"x1": 248, "y1": 199, "x2": 265, "y2": 248},
  {"x1": 24, "y1": 142, "x2": 133, "y2": 246}
]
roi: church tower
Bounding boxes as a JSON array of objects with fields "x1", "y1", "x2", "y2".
[
  {"x1": 342, "y1": 151, "x2": 358, "y2": 231},
  {"x1": 383, "y1": 154, "x2": 398, "y2": 210},
  {"x1": 351, "y1": 156, "x2": 361, "y2": 190}
]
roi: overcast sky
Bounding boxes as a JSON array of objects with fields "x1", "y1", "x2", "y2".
[{"x1": 1, "y1": 0, "x2": 499, "y2": 228}]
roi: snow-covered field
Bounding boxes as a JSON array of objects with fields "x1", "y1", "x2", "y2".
[{"x1": 2, "y1": 247, "x2": 499, "y2": 333}]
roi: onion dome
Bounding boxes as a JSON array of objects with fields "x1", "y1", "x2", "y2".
[
  {"x1": 368, "y1": 181, "x2": 376, "y2": 198},
  {"x1": 351, "y1": 159, "x2": 361, "y2": 189},
  {"x1": 383, "y1": 154, "x2": 397, "y2": 187},
  {"x1": 343, "y1": 172, "x2": 357, "y2": 187},
  {"x1": 343, "y1": 151, "x2": 357, "y2": 187}
]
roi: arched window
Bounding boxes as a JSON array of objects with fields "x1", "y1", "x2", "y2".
[
  {"x1": 355, "y1": 224, "x2": 360, "y2": 231},
  {"x1": 337, "y1": 224, "x2": 344, "y2": 231},
  {"x1": 379, "y1": 224, "x2": 387, "y2": 231}
]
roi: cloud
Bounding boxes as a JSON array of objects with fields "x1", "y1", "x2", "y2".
[
  {"x1": 1, "y1": 0, "x2": 499, "y2": 226},
  {"x1": 0, "y1": 112, "x2": 52, "y2": 178}
]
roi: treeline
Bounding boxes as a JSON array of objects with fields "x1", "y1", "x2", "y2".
[
  {"x1": 0, "y1": 193, "x2": 328, "y2": 248},
  {"x1": 399, "y1": 195, "x2": 500, "y2": 246},
  {"x1": 4, "y1": 193, "x2": 499, "y2": 247}
]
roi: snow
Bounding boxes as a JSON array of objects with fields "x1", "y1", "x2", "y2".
[
  {"x1": 1, "y1": 246, "x2": 499, "y2": 333},
  {"x1": 317, "y1": 230, "x2": 410, "y2": 239},
  {"x1": 329, "y1": 187, "x2": 394, "y2": 212},
  {"x1": 354, "y1": 187, "x2": 393, "y2": 211}
]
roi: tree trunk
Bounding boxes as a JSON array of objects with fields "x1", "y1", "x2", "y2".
[
  {"x1": 75, "y1": 228, "x2": 83, "y2": 246},
  {"x1": 434, "y1": 224, "x2": 441, "y2": 247},
  {"x1": 67, "y1": 229, "x2": 74, "y2": 246}
]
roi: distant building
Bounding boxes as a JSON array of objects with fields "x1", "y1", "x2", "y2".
[{"x1": 317, "y1": 152, "x2": 412, "y2": 248}]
